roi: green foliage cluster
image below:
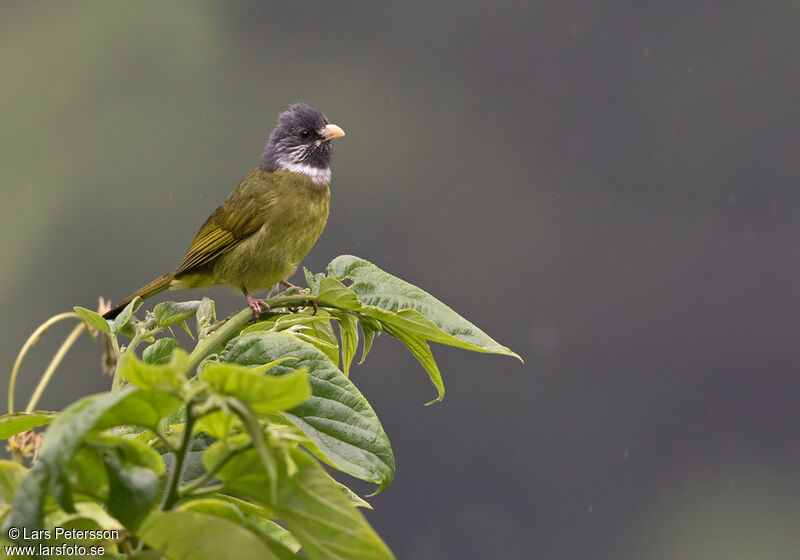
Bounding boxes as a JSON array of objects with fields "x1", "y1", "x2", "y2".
[{"x1": 0, "y1": 256, "x2": 518, "y2": 559}]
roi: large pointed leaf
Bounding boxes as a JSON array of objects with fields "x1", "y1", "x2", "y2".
[
  {"x1": 327, "y1": 255, "x2": 520, "y2": 359},
  {"x1": 218, "y1": 332, "x2": 394, "y2": 488},
  {"x1": 205, "y1": 445, "x2": 394, "y2": 560}
]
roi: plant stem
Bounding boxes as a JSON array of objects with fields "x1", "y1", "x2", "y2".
[
  {"x1": 25, "y1": 323, "x2": 86, "y2": 413},
  {"x1": 8, "y1": 312, "x2": 79, "y2": 413},
  {"x1": 160, "y1": 404, "x2": 197, "y2": 511},
  {"x1": 186, "y1": 293, "x2": 319, "y2": 373},
  {"x1": 110, "y1": 320, "x2": 160, "y2": 391},
  {"x1": 179, "y1": 444, "x2": 250, "y2": 497}
]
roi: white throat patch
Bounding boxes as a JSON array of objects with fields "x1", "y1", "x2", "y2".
[{"x1": 278, "y1": 160, "x2": 331, "y2": 185}]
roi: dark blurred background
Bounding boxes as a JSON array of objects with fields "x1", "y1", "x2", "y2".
[{"x1": 3, "y1": 2, "x2": 800, "y2": 558}]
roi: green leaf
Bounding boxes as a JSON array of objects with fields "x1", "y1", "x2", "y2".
[
  {"x1": 279, "y1": 450, "x2": 393, "y2": 559},
  {"x1": 359, "y1": 321, "x2": 380, "y2": 364},
  {"x1": 317, "y1": 277, "x2": 361, "y2": 309},
  {"x1": 142, "y1": 338, "x2": 182, "y2": 365},
  {"x1": 4, "y1": 388, "x2": 137, "y2": 531},
  {"x1": 154, "y1": 300, "x2": 201, "y2": 328},
  {"x1": 201, "y1": 361, "x2": 311, "y2": 412},
  {"x1": 179, "y1": 498, "x2": 302, "y2": 559},
  {"x1": 95, "y1": 389, "x2": 183, "y2": 433},
  {"x1": 118, "y1": 320, "x2": 138, "y2": 340},
  {"x1": 385, "y1": 326, "x2": 444, "y2": 404},
  {"x1": 219, "y1": 332, "x2": 394, "y2": 489},
  {"x1": 330, "y1": 311, "x2": 359, "y2": 376},
  {"x1": 73, "y1": 306, "x2": 111, "y2": 334},
  {"x1": 102, "y1": 450, "x2": 160, "y2": 531},
  {"x1": 303, "y1": 267, "x2": 325, "y2": 295},
  {"x1": 306, "y1": 313, "x2": 340, "y2": 365},
  {"x1": 0, "y1": 411, "x2": 57, "y2": 439},
  {"x1": 327, "y1": 475, "x2": 372, "y2": 509},
  {"x1": 213, "y1": 492, "x2": 278, "y2": 521},
  {"x1": 93, "y1": 434, "x2": 166, "y2": 476},
  {"x1": 327, "y1": 255, "x2": 520, "y2": 359},
  {"x1": 70, "y1": 435, "x2": 165, "y2": 511},
  {"x1": 109, "y1": 296, "x2": 143, "y2": 334},
  {"x1": 118, "y1": 349, "x2": 188, "y2": 391},
  {"x1": 68, "y1": 446, "x2": 111, "y2": 503},
  {"x1": 209, "y1": 446, "x2": 394, "y2": 560},
  {"x1": 196, "y1": 297, "x2": 217, "y2": 337},
  {"x1": 0, "y1": 461, "x2": 27, "y2": 517},
  {"x1": 196, "y1": 410, "x2": 238, "y2": 441},
  {"x1": 271, "y1": 313, "x2": 333, "y2": 333},
  {"x1": 229, "y1": 400, "x2": 278, "y2": 502},
  {"x1": 243, "y1": 312, "x2": 342, "y2": 371},
  {"x1": 138, "y1": 510, "x2": 280, "y2": 560},
  {"x1": 48, "y1": 501, "x2": 122, "y2": 534},
  {"x1": 67, "y1": 434, "x2": 165, "y2": 517}
]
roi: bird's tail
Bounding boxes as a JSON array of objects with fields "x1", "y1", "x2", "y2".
[{"x1": 103, "y1": 272, "x2": 174, "y2": 320}]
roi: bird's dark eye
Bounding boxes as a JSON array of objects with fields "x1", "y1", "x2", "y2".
[{"x1": 299, "y1": 129, "x2": 311, "y2": 139}]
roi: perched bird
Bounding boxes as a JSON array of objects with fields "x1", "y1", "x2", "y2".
[{"x1": 103, "y1": 103, "x2": 345, "y2": 320}]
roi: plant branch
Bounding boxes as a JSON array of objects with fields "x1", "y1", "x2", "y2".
[
  {"x1": 110, "y1": 320, "x2": 161, "y2": 391},
  {"x1": 8, "y1": 312, "x2": 79, "y2": 413},
  {"x1": 25, "y1": 322, "x2": 86, "y2": 413},
  {"x1": 160, "y1": 403, "x2": 197, "y2": 511},
  {"x1": 186, "y1": 293, "x2": 319, "y2": 373}
]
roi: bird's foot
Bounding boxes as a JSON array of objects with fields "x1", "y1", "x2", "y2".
[{"x1": 245, "y1": 293, "x2": 270, "y2": 321}]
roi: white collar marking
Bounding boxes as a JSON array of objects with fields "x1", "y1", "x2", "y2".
[{"x1": 277, "y1": 161, "x2": 331, "y2": 185}]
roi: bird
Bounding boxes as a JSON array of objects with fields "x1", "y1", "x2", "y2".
[{"x1": 103, "y1": 103, "x2": 345, "y2": 321}]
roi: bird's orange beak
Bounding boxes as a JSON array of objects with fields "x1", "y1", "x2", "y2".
[{"x1": 319, "y1": 124, "x2": 345, "y2": 141}]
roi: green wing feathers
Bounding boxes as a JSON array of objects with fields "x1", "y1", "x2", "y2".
[
  {"x1": 175, "y1": 172, "x2": 272, "y2": 276},
  {"x1": 174, "y1": 219, "x2": 239, "y2": 274}
]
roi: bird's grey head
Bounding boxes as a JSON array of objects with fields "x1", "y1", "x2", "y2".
[{"x1": 260, "y1": 103, "x2": 345, "y2": 185}]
